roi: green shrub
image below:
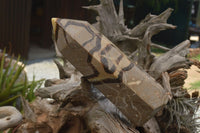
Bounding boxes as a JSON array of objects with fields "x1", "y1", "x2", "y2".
[{"x1": 0, "y1": 49, "x2": 44, "y2": 106}]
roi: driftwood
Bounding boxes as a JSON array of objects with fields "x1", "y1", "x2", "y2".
[
  {"x1": 149, "y1": 40, "x2": 191, "y2": 79},
  {"x1": 169, "y1": 70, "x2": 188, "y2": 89},
  {"x1": 0, "y1": 106, "x2": 22, "y2": 130},
  {"x1": 18, "y1": 77, "x2": 139, "y2": 133},
  {"x1": 84, "y1": 1, "x2": 178, "y2": 70},
  {"x1": 190, "y1": 58, "x2": 200, "y2": 69},
  {"x1": 15, "y1": 0, "x2": 198, "y2": 133},
  {"x1": 20, "y1": 96, "x2": 36, "y2": 123},
  {"x1": 83, "y1": 0, "x2": 191, "y2": 87},
  {"x1": 48, "y1": 1, "x2": 192, "y2": 132}
]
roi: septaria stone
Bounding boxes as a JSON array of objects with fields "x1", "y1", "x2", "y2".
[{"x1": 52, "y1": 18, "x2": 169, "y2": 126}]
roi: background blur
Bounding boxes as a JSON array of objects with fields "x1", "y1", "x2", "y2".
[{"x1": 0, "y1": 0, "x2": 198, "y2": 59}]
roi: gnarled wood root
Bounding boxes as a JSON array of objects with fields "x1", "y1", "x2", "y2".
[{"x1": 18, "y1": 80, "x2": 138, "y2": 133}]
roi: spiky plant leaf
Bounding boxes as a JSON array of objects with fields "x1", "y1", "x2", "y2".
[
  {"x1": 0, "y1": 49, "x2": 6, "y2": 90},
  {"x1": 165, "y1": 96, "x2": 200, "y2": 133},
  {"x1": 0, "y1": 51, "x2": 44, "y2": 106}
]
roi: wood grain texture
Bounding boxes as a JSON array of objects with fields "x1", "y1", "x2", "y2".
[{"x1": 52, "y1": 18, "x2": 169, "y2": 126}]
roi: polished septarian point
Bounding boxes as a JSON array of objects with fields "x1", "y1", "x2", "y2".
[{"x1": 52, "y1": 18, "x2": 169, "y2": 126}]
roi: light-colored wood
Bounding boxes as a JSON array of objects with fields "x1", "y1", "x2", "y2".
[
  {"x1": 149, "y1": 40, "x2": 191, "y2": 79},
  {"x1": 52, "y1": 18, "x2": 169, "y2": 126},
  {"x1": 84, "y1": 0, "x2": 178, "y2": 70},
  {"x1": 23, "y1": 83, "x2": 139, "y2": 133},
  {"x1": 0, "y1": 106, "x2": 22, "y2": 130}
]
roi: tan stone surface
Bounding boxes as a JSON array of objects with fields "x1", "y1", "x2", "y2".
[
  {"x1": 184, "y1": 65, "x2": 200, "y2": 90},
  {"x1": 52, "y1": 18, "x2": 169, "y2": 126}
]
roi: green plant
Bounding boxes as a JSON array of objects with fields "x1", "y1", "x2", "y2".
[
  {"x1": 0, "y1": 50, "x2": 44, "y2": 106},
  {"x1": 193, "y1": 54, "x2": 200, "y2": 61},
  {"x1": 25, "y1": 76, "x2": 44, "y2": 102},
  {"x1": 190, "y1": 81, "x2": 200, "y2": 90},
  {"x1": 151, "y1": 47, "x2": 165, "y2": 54}
]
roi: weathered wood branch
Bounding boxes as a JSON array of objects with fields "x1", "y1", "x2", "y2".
[
  {"x1": 86, "y1": 104, "x2": 139, "y2": 133},
  {"x1": 151, "y1": 43, "x2": 170, "y2": 51},
  {"x1": 118, "y1": 0, "x2": 125, "y2": 26},
  {"x1": 35, "y1": 77, "x2": 81, "y2": 101},
  {"x1": 20, "y1": 79, "x2": 139, "y2": 133},
  {"x1": 149, "y1": 40, "x2": 190, "y2": 79},
  {"x1": 84, "y1": 1, "x2": 178, "y2": 70},
  {"x1": 137, "y1": 23, "x2": 176, "y2": 69},
  {"x1": 49, "y1": 1, "x2": 193, "y2": 132},
  {"x1": 44, "y1": 78, "x2": 69, "y2": 87},
  {"x1": 143, "y1": 24, "x2": 176, "y2": 50},
  {"x1": 190, "y1": 58, "x2": 200, "y2": 69},
  {"x1": 130, "y1": 8, "x2": 174, "y2": 37},
  {"x1": 14, "y1": 0, "x2": 196, "y2": 132},
  {"x1": 54, "y1": 59, "x2": 71, "y2": 79},
  {"x1": 137, "y1": 22, "x2": 175, "y2": 68},
  {"x1": 0, "y1": 106, "x2": 22, "y2": 130},
  {"x1": 113, "y1": 35, "x2": 142, "y2": 54},
  {"x1": 83, "y1": 0, "x2": 128, "y2": 42},
  {"x1": 161, "y1": 72, "x2": 172, "y2": 100},
  {"x1": 169, "y1": 70, "x2": 188, "y2": 89},
  {"x1": 20, "y1": 96, "x2": 36, "y2": 122}
]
